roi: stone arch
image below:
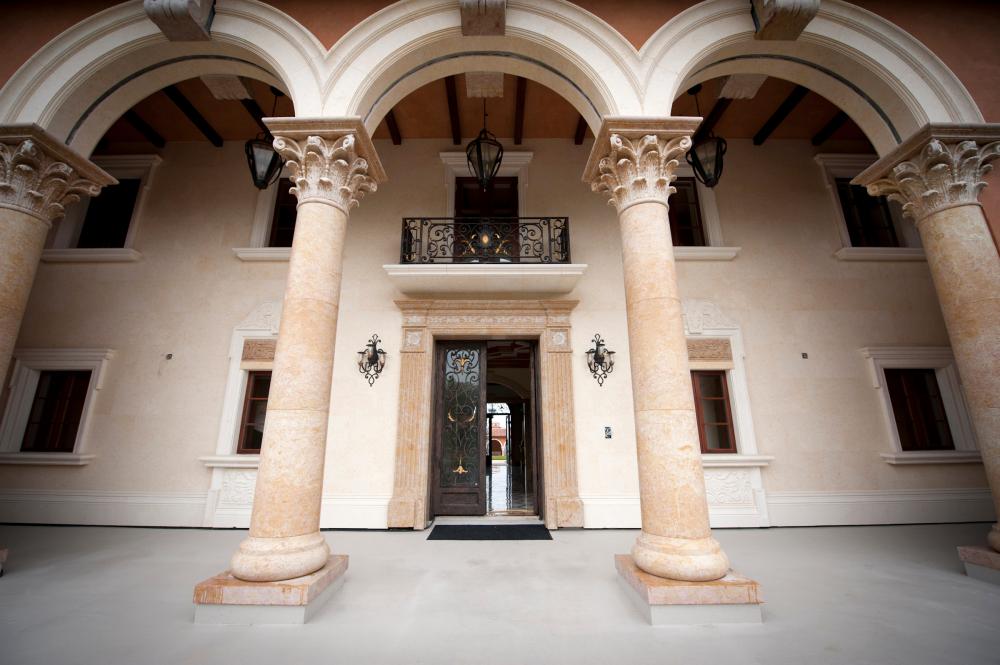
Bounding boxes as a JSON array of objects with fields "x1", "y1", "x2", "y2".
[
  {"x1": 0, "y1": 0, "x2": 324, "y2": 155},
  {"x1": 323, "y1": 0, "x2": 643, "y2": 135},
  {"x1": 640, "y1": 0, "x2": 984, "y2": 155}
]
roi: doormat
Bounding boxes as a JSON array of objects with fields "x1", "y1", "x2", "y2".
[{"x1": 426, "y1": 524, "x2": 552, "y2": 540}]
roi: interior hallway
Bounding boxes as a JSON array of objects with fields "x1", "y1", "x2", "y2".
[{"x1": 0, "y1": 523, "x2": 998, "y2": 665}]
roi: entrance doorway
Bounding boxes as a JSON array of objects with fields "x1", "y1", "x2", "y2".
[{"x1": 431, "y1": 340, "x2": 540, "y2": 518}]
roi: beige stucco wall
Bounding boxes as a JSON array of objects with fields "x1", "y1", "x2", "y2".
[{"x1": 0, "y1": 137, "x2": 989, "y2": 524}]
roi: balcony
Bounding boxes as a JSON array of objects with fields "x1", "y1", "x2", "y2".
[{"x1": 385, "y1": 217, "x2": 587, "y2": 295}]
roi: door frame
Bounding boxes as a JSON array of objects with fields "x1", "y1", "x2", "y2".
[{"x1": 387, "y1": 299, "x2": 582, "y2": 530}]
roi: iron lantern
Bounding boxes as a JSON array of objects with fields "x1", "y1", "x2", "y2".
[
  {"x1": 358, "y1": 334, "x2": 387, "y2": 386},
  {"x1": 586, "y1": 334, "x2": 615, "y2": 386},
  {"x1": 684, "y1": 84, "x2": 727, "y2": 188},
  {"x1": 244, "y1": 86, "x2": 285, "y2": 190},
  {"x1": 466, "y1": 99, "x2": 504, "y2": 190}
]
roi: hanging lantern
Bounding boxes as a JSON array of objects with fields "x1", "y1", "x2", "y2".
[
  {"x1": 244, "y1": 87, "x2": 285, "y2": 190},
  {"x1": 684, "y1": 84, "x2": 728, "y2": 188},
  {"x1": 466, "y1": 99, "x2": 504, "y2": 190}
]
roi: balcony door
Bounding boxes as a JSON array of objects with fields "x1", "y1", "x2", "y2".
[{"x1": 453, "y1": 177, "x2": 519, "y2": 261}]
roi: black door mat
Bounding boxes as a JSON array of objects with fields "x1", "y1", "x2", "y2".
[{"x1": 427, "y1": 524, "x2": 552, "y2": 540}]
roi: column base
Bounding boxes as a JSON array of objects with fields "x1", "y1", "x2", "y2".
[
  {"x1": 193, "y1": 554, "x2": 348, "y2": 624},
  {"x1": 230, "y1": 531, "x2": 330, "y2": 581},
  {"x1": 632, "y1": 531, "x2": 730, "y2": 581},
  {"x1": 958, "y1": 546, "x2": 1000, "y2": 586},
  {"x1": 615, "y1": 554, "x2": 762, "y2": 625}
]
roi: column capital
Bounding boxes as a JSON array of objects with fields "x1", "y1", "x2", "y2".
[
  {"x1": 264, "y1": 117, "x2": 387, "y2": 214},
  {"x1": 583, "y1": 117, "x2": 701, "y2": 213},
  {"x1": 853, "y1": 123, "x2": 1000, "y2": 223},
  {"x1": 0, "y1": 124, "x2": 115, "y2": 224}
]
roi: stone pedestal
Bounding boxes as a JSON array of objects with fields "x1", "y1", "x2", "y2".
[
  {"x1": 194, "y1": 555, "x2": 348, "y2": 624},
  {"x1": 615, "y1": 555, "x2": 762, "y2": 625},
  {"x1": 958, "y1": 546, "x2": 1000, "y2": 586}
]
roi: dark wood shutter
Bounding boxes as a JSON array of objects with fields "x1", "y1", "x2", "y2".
[
  {"x1": 691, "y1": 370, "x2": 737, "y2": 453},
  {"x1": 668, "y1": 177, "x2": 706, "y2": 247},
  {"x1": 884, "y1": 368, "x2": 955, "y2": 451},
  {"x1": 76, "y1": 178, "x2": 142, "y2": 248},
  {"x1": 834, "y1": 178, "x2": 900, "y2": 247},
  {"x1": 237, "y1": 371, "x2": 271, "y2": 453},
  {"x1": 20, "y1": 370, "x2": 92, "y2": 453},
  {"x1": 268, "y1": 179, "x2": 298, "y2": 247}
]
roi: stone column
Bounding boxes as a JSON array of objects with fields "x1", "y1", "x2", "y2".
[
  {"x1": 584, "y1": 118, "x2": 729, "y2": 581},
  {"x1": 230, "y1": 120, "x2": 385, "y2": 582},
  {"x1": 858, "y1": 125, "x2": 1000, "y2": 552},
  {"x1": 0, "y1": 125, "x2": 114, "y2": 384}
]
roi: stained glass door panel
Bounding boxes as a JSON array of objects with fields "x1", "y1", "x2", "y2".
[{"x1": 433, "y1": 342, "x2": 487, "y2": 515}]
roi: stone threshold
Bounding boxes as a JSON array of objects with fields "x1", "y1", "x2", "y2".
[{"x1": 615, "y1": 554, "x2": 763, "y2": 625}]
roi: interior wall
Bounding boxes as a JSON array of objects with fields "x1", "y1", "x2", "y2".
[{"x1": 0, "y1": 135, "x2": 990, "y2": 526}]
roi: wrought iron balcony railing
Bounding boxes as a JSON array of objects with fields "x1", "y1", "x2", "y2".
[{"x1": 399, "y1": 217, "x2": 571, "y2": 264}]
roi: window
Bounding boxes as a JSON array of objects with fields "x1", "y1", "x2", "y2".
[
  {"x1": 76, "y1": 179, "x2": 142, "y2": 248},
  {"x1": 884, "y1": 368, "x2": 954, "y2": 451},
  {"x1": 834, "y1": 178, "x2": 900, "y2": 248},
  {"x1": 691, "y1": 370, "x2": 737, "y2": 453},
  {"x1": 860, "y1": 346, "x2": 978, "y2": 464},
  {"x1": 237, "y1": 371, "x2": 271, "y2": 454},
  {"x1": 668, "y1": 177, "x2": 706, "y2": 246},
  {"x1": 20, "y1": 371, "x2": 91, "y2": 453},
  {"x1": 268, "y1": 178, "x2": 297, "y2": 247},
  {"x1": 43, "y1": 155, "x2": 159, "y2": 262},
  {"x1": 0, "y1": 348, "x2": 114, "y2": 465},
  {"x1": 815, "y1": 154, "x2": 923, "y2": 260}
]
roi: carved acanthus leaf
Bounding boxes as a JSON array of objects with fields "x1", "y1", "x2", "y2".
[
  {"x1": 590, "y1": 133, "x2": 691, "y2": 211},
  {"x1": 866, "y1": 139, "x2": 1000, "y2": 222},
  {"x1": 0, "y1": 139, "x2": 105, "y2": 223},
  {"x1": 272, "y1": 134, "x2": 378, "y2": 213}
]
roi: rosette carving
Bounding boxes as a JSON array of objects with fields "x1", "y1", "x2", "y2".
[
  {"x1": 866, "y1": 139, "x2": 1000, "y2": 222},
  {"x1": 272, "y1": 133, "x2": 377, "y2": 213},
  {"x1": 0, "y1": 138, "x2": 104, "y2": 223},
  {"x1": 590, "y1": 133, "x2": 691, "y2": 211}
]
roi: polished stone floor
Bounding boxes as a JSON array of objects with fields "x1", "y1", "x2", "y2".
[
  {"x1": 487, "y1": 460, "x2": 534, "y2": 513},
  {"x1": 1, "y1": 523, "x2": 998, "y2": 664}
]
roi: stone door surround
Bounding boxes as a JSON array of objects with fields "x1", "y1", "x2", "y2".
[{"x1": 387, "y1": 299, "x2": 583, "y2": 529}]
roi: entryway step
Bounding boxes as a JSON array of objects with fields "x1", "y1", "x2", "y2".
[{"x1": 433, "y1": 515, "x2": 543, "y2": 526}]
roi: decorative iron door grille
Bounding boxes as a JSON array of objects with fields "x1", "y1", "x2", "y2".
[{"x1": 400, "y1": 217, "x2": 571, "y2": 264}]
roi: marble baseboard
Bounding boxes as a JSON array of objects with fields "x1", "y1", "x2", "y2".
[
  {"x1": 615, "y1": 554, "x2": 763, "y2": 624},
  {"x1": 958, "y1": 546, "x2": 1000, "y2": 586},
  {"x1": 193, "y1": 554, "x2": 348, "y2": 624}
]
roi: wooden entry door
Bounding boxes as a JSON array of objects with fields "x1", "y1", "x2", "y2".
[{"x1": 432, "y1": 342, "x2": 488, "y2": 515}]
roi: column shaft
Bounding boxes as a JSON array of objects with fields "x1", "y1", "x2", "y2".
[
  {"x1": 0, "y1": 210, "x2": 49, "y2": 382},
  {"x1": 917, "y1": 204, "x2": 1000, "y2": 548}
]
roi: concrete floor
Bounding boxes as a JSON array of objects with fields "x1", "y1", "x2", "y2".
[{"x1": 0, "y1": 523, "x2": 998, "y2": 665}]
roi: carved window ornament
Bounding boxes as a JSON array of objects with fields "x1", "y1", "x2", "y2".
[
  {"x1": 585, "y1": 334, "x2": 615, "y2": 386},
  {"x1": 358, "y1": 334, "x2": 387, "y2": 386}
]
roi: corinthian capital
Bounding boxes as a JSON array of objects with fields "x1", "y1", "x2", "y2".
[
  {"x1": 583, "y1": 117, "x2": 701, "y2": 213},
  {"x1": 0, "y1": 125, "x2": 115, "y2": 224},
  {"x1": 855, "y1": 124, "x2": 1000, "y2": 224},
  {"x1": 265, "y1": 118, "x2": 386, "y2": 215}
]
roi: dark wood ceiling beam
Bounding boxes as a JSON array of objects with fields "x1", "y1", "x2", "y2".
[
  {"x1": 514, "y1": 76, "x2": 527, "y2": 145},
  {"x1": 445, "y1": 75, "x2": 461, "y2": 145},
  {"x1": 574, "y1": 114, "x2": 587, "y2": 145},
  {"x1": 238, "y1": 97, "x2": 270, "y2": 134},
  {"x1": 693, "y1": 97, "x2": 733, "y2": 143},
  {"x1": 123, "y1": 110, "x2": 165, "y2": 149},
  {"x1": 385, "y1": 109, "x2": 402, "y2": 145},
  {"x1": 163, "y1": 84, "x2": 223, "y2": 147},
  {"x1": 811, "y1": 110, "x2": 848, "y2": 146},
  {"x1": 752, "y1": 84, "x2": 809, "y2": 146}
]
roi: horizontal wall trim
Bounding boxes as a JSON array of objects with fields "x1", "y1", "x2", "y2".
[{"x1": 767, "y1": 488, "x2": 995, "y2": 526}]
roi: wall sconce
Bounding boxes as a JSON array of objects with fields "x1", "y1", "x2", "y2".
[
  {"x1": 358, "y1": 334, "x2": 387, "y2": 386},
  {"x1": 586, "y1": 334, "x2": 615, "y2": 386}
]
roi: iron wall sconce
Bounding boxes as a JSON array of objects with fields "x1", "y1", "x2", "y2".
[
  {"x1": 586, "y1": 334, "x2": 615, "y2": 386},
  {"x1": 358, "y1": 334, "x2": 387, "y2": 386}
]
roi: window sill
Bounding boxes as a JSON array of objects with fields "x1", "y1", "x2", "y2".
[
  {"x1": 0, "y1": 452, "x2": 96, "y2": 466},
  {"x1": 199, "y1": 454, "x2": 260, "y2": 468},
  {"x1": 834, "y1": 247, "x2": 926, "y2": 261},
  {"x1": 701, "y1": 454, "x2": 774, "y2": 468},
  {"x1": 233, "y1": 247, "x2": 291, "y2": 262},
  {"x1": 880, "y1": 450, "x2": 981, "y2": 465},
  {"x1": 674, "y1": 246, "x2": 741, "y2": 261},
  {"x1": 41, "y1": 248, "x2": 142, "y2": 263}
]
